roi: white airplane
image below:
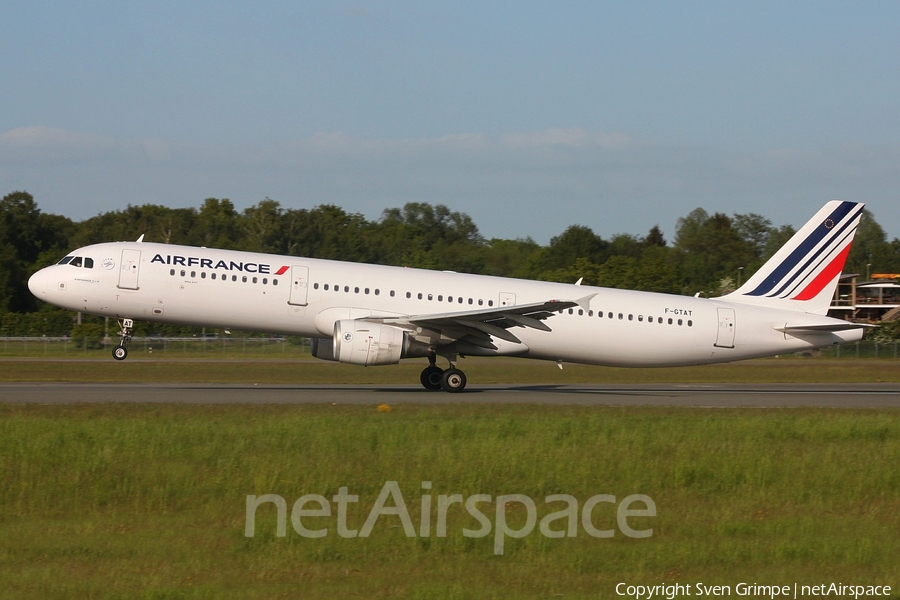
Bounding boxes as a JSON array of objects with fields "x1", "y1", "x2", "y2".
[{"x1": 28, "y1": 201, "x2": 867, "y2": 392}]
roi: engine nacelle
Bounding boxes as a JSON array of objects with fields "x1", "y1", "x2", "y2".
[{"x1": 333, "y1": 320, "x2": 409, "y2": 366}]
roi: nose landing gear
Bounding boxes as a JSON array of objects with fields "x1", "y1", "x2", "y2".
[{"x1": 112, "y1": 318, "x2": 134, "y2": 361}]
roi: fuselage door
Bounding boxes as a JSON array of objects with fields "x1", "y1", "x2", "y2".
[
  {"x1": 117, "y1": 249, "x2": 141, "y2": 290},
  {"x1": 289, "y1": 265, "x2": 310, "y2": 306},
  {"x1": 714, "y1": 307, "x2": 736, "y2": 348},
  {"x1": 499, "y1": 292, "x2": 516, "y2": 307}
]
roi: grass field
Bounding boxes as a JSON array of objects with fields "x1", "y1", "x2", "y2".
[
  {"x1": 1, "y1": 403, "x2": 899, "y2": 598},
  {"x1": 1, "y1": 355, "x2": 899, "y2": 598}
]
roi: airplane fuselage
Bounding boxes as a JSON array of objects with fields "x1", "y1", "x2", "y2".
[{"x1": 28, "y1": 241, "x2": 862, "y2": 369}]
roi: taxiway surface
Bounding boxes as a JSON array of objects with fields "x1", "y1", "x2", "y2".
[{"x1": 1, "y1": 383, "x2": 899, "y2": 407}]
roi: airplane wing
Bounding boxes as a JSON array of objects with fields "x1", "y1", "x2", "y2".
[{"x1": 371, "y1": 294, "x2": 596, "y2": 348}]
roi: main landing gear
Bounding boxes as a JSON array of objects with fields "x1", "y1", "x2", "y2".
[
  {"x1": 419, "y1": 353, "x2": 467, "y2": 393},
  {"x1": 112, "y1": 318, "x2": 134, "y2": 361}
]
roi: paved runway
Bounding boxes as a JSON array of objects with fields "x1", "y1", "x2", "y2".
[{"x1": 1, "y1": 382, "x2": 899, "y2": 407}]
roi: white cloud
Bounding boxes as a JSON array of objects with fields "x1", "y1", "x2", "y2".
[
  {"x1": 498, "y1": 128, "x2": 636, "y2": 150},
  {"x1": 0, "y1": 127, "x2": 118, "y2": 163}
]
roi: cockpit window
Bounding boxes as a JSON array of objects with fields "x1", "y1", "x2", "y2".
[{"x1": 61, "y1": 256, "x2": 94, "y2": 268}]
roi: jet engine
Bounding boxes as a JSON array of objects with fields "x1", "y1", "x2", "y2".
[{"x1": 331, "y1": 320, "x2": 411, "y2": 366}]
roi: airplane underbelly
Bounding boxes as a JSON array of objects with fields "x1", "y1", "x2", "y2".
[{"x1": 519, "y1": 321, "x2": 720, "y2": 367}]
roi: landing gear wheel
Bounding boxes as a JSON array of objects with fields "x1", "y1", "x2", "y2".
[
  {"x1": 420, "y1": 366, "x2": 444, "y2": 391},
  {"x1": 440, "y1": 368, "x2": 467, "y2": 393},
  {"x1": 112, "y1": 318, "x2": 134, "y2": 361}
]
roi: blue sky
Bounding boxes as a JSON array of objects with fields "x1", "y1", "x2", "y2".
[{"x1": 2, "y1": 1, "x2": 899, "y2": 243}]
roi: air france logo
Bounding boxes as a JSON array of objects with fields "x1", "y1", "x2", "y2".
[
  {"x1": 343, "y1": 332, "x2": 354, "y2": 343},
  {"x1": 150, "y1": 254, "x2": 289, "y2": 275}
]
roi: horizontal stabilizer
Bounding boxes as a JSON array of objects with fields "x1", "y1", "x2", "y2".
[{"x1": 776, "y1": 323, "x2": 873, "y2": 334}]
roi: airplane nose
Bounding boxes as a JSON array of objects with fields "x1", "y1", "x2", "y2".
[{"x1": 28, "y1": 268, "x2": 51, "y2": 299}]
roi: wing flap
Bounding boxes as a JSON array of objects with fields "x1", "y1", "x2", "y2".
[{"x1": 457, "y1": 319, "x2": 523, "y2": 344}]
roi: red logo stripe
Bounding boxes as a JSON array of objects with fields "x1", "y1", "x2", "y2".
[
  {"x1": 791, "y1": 243, "x2": 852, "y2": 301},
  {"x1": 275, "y1": 265, "x2": 289, "y2": 275}
]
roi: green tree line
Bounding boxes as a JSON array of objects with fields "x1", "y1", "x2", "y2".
[{"x1": 3, "y1": 190, "x2": 899, "y2": 336}]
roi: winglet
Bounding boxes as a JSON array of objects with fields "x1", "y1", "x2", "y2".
[{"x1": 575, "y1": 293, "x2": 596, "y2": 311}]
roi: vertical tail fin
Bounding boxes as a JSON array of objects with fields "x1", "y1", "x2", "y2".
[{"x1": 723, "y1": 200, "x2": 864, "y2": 315}]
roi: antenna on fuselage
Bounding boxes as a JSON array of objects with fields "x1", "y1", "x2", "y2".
[{"x1": 136, "y1": 234, "x2": 145, "y2": 243}]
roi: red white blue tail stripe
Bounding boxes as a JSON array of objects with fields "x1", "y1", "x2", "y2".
[{"x1": 728, "y1": 201, "x2": 863, "y2": 313}]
